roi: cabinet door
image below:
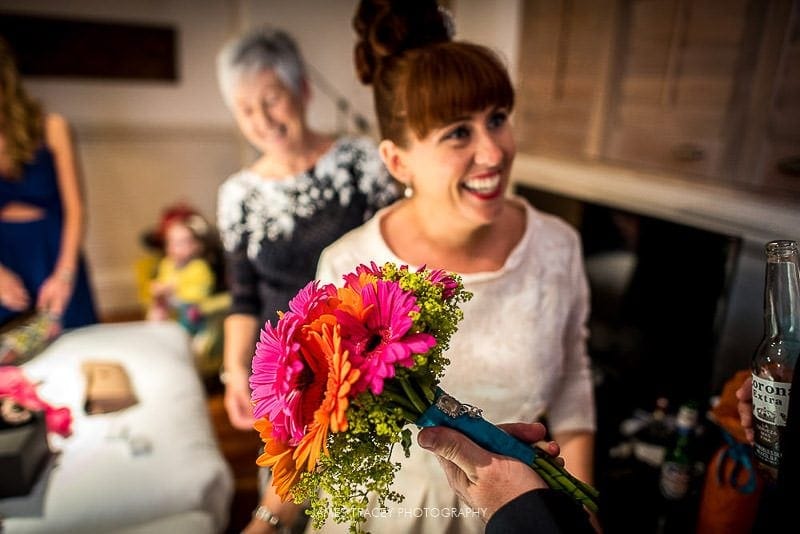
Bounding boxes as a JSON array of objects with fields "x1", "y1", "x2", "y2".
[
  {"x1": 603, "y1": 0, "x2": 761, "y2": 179},
  {"x1": 515, "y1": 0, "x2": 799, "y2": 196},
  {"x1": 748, "y1": 1, "x2": 800, "y2": 195},
  {"x1": 515, "y1": 0, "x2": 616, "y2": 157}
]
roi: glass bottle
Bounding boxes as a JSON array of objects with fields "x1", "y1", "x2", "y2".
[
  {"x1": 630, "y1": 397, "x2": 672, "y2": 467},
  {"x1": 751, "y1": 240, "x2": 800, "y2": 481},
  {"x1": 649, "y1": 397, "x2": 672, "y2": 446},
  {"x1": 658, "y1": 403, "x2": 698, "y2": 501},
  {"x1": 656, "y1": 403, "x2": 699, "y2": 534}
]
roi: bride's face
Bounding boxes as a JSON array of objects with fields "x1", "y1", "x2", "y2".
[{"x1": 399, "y1": 105, "x2": 516, "y2": 228}]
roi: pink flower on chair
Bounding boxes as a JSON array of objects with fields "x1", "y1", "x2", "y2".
[
  {"x1": 0, "y1": 366, "x2": 72, "y2": 437},
  {"x1": 45, "y1": 406, "x2": 72, "y2": 437}
]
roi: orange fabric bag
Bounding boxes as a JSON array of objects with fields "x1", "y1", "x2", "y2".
[{"x1": 696, "y1": 370, "x2": 765, "y2": 534}]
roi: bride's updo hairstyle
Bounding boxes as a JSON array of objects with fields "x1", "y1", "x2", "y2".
[{"x1": 353, "y1": 0, "x2": 514, "y2": 147}]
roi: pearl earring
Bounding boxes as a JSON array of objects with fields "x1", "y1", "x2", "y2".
[{"x1": 404, "y1": 185, "x2": 414, "y2": 198}]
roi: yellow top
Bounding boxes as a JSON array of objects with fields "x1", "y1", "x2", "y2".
[{"x1": 154, "y1": 257, "x2": 214, "y2": 304}]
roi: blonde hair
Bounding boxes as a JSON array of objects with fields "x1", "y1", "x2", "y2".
[{"x1": 0, "y1": 37, "x2": 44, "y2": 179}]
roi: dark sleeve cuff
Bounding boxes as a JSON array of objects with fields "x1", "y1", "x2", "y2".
[{"x1": 486, "y1": 489, "x2": 594, "y2": 534}]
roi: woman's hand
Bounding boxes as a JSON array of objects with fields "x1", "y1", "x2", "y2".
[
  {"x1": 417, "y1": 422, "x2": 558, "y2": 522},
  {"x1": 36, "y1": 271, "x2": 74, "y2": 318},
  {"x1": 0, "y1": 266, "x2": 31, "y2": 311},
  {"x1": 224, "y1": 368, "x2": 256, "y2": 430},
  {"x1": 735, "y1": 374, "x2": 755, "y2": 444},
  {"x1": 150, "y1": 280, "x2": 174, "y2": 298},
  {"x1": 222, "y1": 314, "x2": 260, "y2": 430}
]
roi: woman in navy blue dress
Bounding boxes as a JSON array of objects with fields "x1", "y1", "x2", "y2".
[{"x1": 0, "y1": 38, "x2": 97, "y2": 329}]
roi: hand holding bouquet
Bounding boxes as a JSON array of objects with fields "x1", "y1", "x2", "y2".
[{"x1": 250, "y1": 262, "x2": 598, "y2": 532}]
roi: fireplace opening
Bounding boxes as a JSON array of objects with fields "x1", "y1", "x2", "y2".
[{"x1": 518, "y1": 184, "x2": 743, "y2": 531}]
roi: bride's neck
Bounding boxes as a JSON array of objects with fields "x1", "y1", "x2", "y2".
[{"x1": 384, "y1": 200, "x2": 525, "y2": 273}]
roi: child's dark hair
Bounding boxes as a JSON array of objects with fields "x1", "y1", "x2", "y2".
[
  {"x1": 145, "y1": 205, "x2": 227, "y2": 293},
  {"x1": 169, "y1": 214, "x2": 212, "y2": 252}
]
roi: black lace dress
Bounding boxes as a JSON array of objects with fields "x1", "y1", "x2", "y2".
[{"x1": 216, "y1": 136, "x2": 398, "y2": 330}]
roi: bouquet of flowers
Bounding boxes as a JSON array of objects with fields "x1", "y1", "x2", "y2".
[
  {"x1": 250, "y1": 262, "x2": 598, "y2": 532},
  {"x1": 0, "y1": 311, "x2": 62, "y2": 365}
]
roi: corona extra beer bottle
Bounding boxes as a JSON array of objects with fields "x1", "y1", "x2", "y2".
[{"x1": 751, "y1": 240, "x2": 800, "y2": 481}]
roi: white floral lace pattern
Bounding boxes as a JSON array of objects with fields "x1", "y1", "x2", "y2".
[{"x1": 217, "y1": 136, "x2": 394, "y2": 261}]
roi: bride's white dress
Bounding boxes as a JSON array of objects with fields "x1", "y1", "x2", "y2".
[{"x1": 313, "y1": 197, "x2": 596, "y2": 533}]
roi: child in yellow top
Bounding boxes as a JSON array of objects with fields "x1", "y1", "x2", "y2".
[{"x1": 147, "y1": 214, "x2": 214, "y2": 333}]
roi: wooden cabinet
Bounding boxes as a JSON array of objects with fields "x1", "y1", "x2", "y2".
[
  {"x1": 752, "y1": 1, "x2": 800, "y2": 194},
  {"x1": 516, "y1": 0, "x2": 616, "y2": 158},
  {"x1": 515, "y1": 0, "x2": 800, "y2": 197}
]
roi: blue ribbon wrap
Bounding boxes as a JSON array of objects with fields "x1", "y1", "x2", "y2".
[
  {"x1": 716, "y1": 430, "x2": 757, "y2": 494},
  {"x1": 415, "y1": 387, "x2": 537, "y2": 466}
]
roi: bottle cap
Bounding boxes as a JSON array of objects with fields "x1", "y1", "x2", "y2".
[
  {"x1": 766, "y1": 240, "x2": 799, "y2": 260},
  {"x1": 676, "y1": 405, "x2": 698, "y2": 429}
]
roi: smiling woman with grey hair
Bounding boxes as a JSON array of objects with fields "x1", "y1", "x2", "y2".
[
  {"x1": 216, "y1": 27, "x2": 306, "y2": 109},
  {"x1": 214, "y1": 25, "x2": 398, "y2": 534}
]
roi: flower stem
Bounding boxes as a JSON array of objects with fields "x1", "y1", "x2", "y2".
[
  {"x1": 531, "y1": 448, "x2": 599, "y2": 512},
  {"x1": 534, "y1": 447, "x2": 599, "y2": 499},
  {"x1": 397, "y1": 407, "x2": 420, "y2": 423},
  {"x1": 382, "y1": 389, "x2": 420, "y2": 415},
  {"x1": 398, "y1": 377, "x2": 428, "y2": 415}
]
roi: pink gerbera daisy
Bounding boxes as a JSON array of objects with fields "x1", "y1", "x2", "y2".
[
  {"x1": 336, "y1": 279, "x2": 435, "y2": 395},
  {"x1": 425, "y1": 268, "x2": 459, "y2": 300},
  {"x1": 286, "y1": 280, "x2": 336, "y2": 320},
  {"x1": 250, "y1": 313, "x2": 303, "y2": 442},
  {"x1": 250, "y1": 281, "x2": 334, "y2": 444},
  {"x1": 341, "y1": 262, "x2": 383, "y2": 292}
]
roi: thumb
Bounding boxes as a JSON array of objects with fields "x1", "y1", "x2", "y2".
[{"x1": 418, "y1": 426, "x2": 490, "y2": 479}]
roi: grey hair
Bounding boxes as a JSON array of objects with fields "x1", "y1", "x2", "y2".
[{"x1": 216, "y1": 26, "x2": 307, "y2": 109}]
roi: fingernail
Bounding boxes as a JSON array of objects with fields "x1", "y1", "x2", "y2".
[{"x1": 417, "y1": 428, "x2": 436, "y2": 449}]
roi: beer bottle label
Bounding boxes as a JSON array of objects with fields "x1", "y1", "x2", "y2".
[
  {"x1": 659, "y1": 462, "x2": 690, "y2": 499},
  {"x1": 752, "y1": 375, "x2": 791, "y2": 469},
  {"x1": 752, "y1": 376, "x2": 792, "y2": 427}
]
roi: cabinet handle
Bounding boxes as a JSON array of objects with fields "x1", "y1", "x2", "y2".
[
  {"x1": 777, "y1": 156, "x2": 800, "y2": 177},
  {"x1": 672, "y1": 143, "x2": 705, "y2": 162}
]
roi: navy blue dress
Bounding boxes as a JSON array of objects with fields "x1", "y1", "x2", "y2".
[{"x1": 0, "y1": 146, "x2": 97, "y2": 328}]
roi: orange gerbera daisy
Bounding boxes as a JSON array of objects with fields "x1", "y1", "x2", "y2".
[
  {"x1": 255, "y1": 418, "x2": 303, "y2": 499},
  {"x1": 341, "y1": 262, "x2": 381, "y2": 292},
  {"x1": 333, "y1": 285, "x2": 373, "y2": 324},
  {"x1": 293, "y1": 324, "x2": 360, "y2": 469},
  {"x1": 255, "y1": 323, "x2": 360, "y2": 500}
]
